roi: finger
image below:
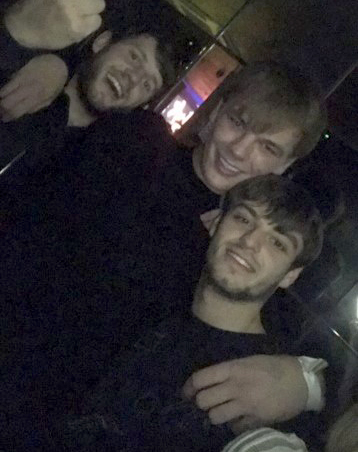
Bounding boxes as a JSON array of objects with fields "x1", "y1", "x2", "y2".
[
  {"x1": 183, "y1": 361, "x2": 235, "y2": 399},
  {"x1": 195, "y1": 382, "x2": 236, "y2": 411},
  {"x1": 208, "y1": 400, "x2": 245, "y2": 425},
  {"x1": 0, "y1": 78, "x2": 21, "y2": 98},
  {"x1": 1, "y1": 98, "x2": 33, "y2": 122},
  {"x1": 0, "y1": 88, "x2": 29, "y2": 113}
]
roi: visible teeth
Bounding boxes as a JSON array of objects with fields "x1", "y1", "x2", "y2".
[
  {"x1": 229, "y1": 251, "x2": 252, "y2": 270},
  {"x1": 107, "y1": 73, "x2": 122, "y2": 98},
  {"x1": 219, "y1": 156, "x2": 240, "y2": 173}
]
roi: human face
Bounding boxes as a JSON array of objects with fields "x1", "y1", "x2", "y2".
[
  {"x1": 196, "y1": 101, "x2": 301, "y2": 194},
  {"x1": 207, "y1": 203, "x2": 303, "y2": 301},
  {"x1": 85, "y1": 34, "x2": 163, "y2": 111}
]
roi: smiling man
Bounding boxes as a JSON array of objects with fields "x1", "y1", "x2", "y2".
[
  {"x1": 193, "y1": 62, "x2": 326, "y2": 194},
  {"x1": 59, "y1": 29, "x2": 174, "y2": 126},
  {"x1": 78, "y1": 32, "x2": 164, "y2": 112},
  {"x1": 0, "y1": 27, "x2": 174, "y2": 125},
  {"x1": 49, "y1": 175, "x2": 323, "y2": 452}
]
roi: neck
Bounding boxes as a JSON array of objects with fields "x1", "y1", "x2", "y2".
[
  {"x1": 192, "y1": 279, "x2": 266, "y2": 334},
  {"x1": 65, "y1": 75, "x2": 97, "y2": 127}
]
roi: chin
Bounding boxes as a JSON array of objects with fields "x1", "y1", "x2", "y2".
[{"x1": 205, "y1": 171, "x2": 230, "y2": 194}]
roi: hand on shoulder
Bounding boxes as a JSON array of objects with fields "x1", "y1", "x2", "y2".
[{"x1": 183, "y1": 354, "x2": 309, "y2": 431}]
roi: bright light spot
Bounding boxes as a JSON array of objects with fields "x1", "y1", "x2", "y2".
[
  {"x1": 162, "y1": 97, "x2": 195, "y2": 133},
  {"x1": 324, "y1": 133, "x2": 330, "y2": 139}
]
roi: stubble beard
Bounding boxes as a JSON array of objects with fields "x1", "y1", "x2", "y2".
[{"x1": 203, "y1": 261, "x2": 279, "y2": 304}]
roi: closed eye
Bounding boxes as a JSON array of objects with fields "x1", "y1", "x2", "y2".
[
  {"x1": 262, "y1": 142, "x2": 282, "y2": 158},
  {"x1": 263, "y1": 143, "x2": 278, "y2": 156}
]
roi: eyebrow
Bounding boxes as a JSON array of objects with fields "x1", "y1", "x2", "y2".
[{"x1": 236, "y1": 203, "x2": 258, "y2": 218}]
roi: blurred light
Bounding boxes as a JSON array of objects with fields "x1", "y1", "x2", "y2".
[
  {"x1": 324, "y1": 132, "x2": 330, "y2": 139},
  {"x1": 162, "y1": 97, "x2": 195, "y2": 133}
]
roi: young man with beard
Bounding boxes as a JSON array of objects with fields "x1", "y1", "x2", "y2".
[
  {"x1": 0, "y1": 18, "x2": 174, "y2": 170},
  {"x1": 47, "y1": 175, "x2": 324, "y2": 452}
]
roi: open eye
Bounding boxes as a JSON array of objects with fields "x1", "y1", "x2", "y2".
[
  {"x1": 130, "y1": 51, "x2": 139, "y2": 61},
  {"x1": 228, "y1": 115, "x2": 245, "y2": 129},
  {"x1": 233, "y1": 213, "x2": 250, "y2": 225}
]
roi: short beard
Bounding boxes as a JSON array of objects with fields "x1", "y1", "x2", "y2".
[
  {"x1": 76, "y1": 54, "x2": 132, "y2": 117},
  {"x1": 202, "y1": 263, "x2": 278, "y2": 303}
]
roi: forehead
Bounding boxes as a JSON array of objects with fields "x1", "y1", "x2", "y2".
[
  {"x1": 228, "y1": 203, "x2": 304, "y2": 253},
  {"x1": 109, "y1": 34, "x2": 158, "y2": 63}
]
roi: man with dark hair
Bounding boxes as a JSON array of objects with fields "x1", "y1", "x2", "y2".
[
  {"x1": 48, "y1": 175, "x2": 324, "y2": 452},
  {"x1": 0, "y1": 28, "x2": 175, "y2": 124},
  {"x1": 64, "y1": 30, "x2": 174, "y2": 126}
]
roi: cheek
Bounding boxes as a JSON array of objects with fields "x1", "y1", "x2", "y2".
[
  {"x1": 250, "y1": 153, "x2": 286, "y2": 176},
  {"x1": 212, "y1": 119, "x2": 237, "y2": 144}
]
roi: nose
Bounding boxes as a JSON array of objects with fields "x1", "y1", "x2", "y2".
[
  {"x1": 239, "y1": 227, "x2": 263, "y2": 253},
  {"x1": 125, "y1": 67, "x2": 146, "y2": 88},
  {"x1": 229, "y1": 132, "x2": 256, "y2": 161}
]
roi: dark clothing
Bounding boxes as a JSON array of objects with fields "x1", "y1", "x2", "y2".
[
  {"x1": 53, "y1": 313, "x2": 276, "y2": 452},
  {"x1": 1, "y1": 110, "x2": 220, "y2": 450},
  {"x1": 0, "y1": 93, "x2": 70, "y2": 176}
]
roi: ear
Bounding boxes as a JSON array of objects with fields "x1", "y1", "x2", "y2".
[
  {"x1": 200, "y1": 209, "x2": 223, "y2": 236},
  {"x1": 278, "y1": 267, "x2": 303, "y2": 289},
  {"x1": 272, "y1": 157, "x2": 296, "y2": 175},
  {"x1": 92, "y1": 30, "x2": 113, "y2": 54}
]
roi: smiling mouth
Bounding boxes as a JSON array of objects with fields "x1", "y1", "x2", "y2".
[
  {"x1": 106, "y1": 72, "x2": 124, "y2": 99},
  {"x1": 215, "y1": 153, "x2": 242, "y2": 177},
  {"x1": 227, "y1": 249, "x2": 255, "y2": 273}
]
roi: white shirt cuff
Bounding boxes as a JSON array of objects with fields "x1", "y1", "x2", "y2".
[{"x1": 297, "y1": 356, "x2": 328, "y2": 412}]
